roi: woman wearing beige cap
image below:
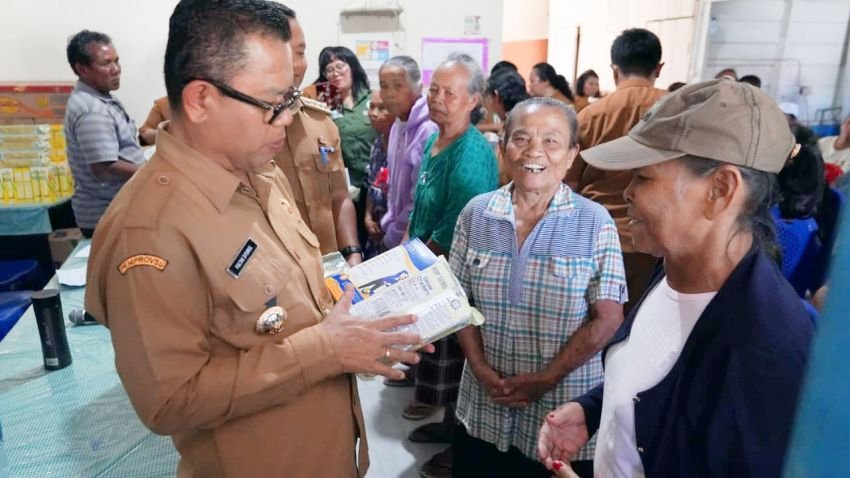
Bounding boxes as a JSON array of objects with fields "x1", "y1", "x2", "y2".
[{"x1": 537, "y1": 78, "x2": 814, "y2": 477}]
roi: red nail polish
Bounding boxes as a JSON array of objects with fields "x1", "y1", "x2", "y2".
[{"x1": 553, "y1": 461, "x2": 563, "y2": 471}]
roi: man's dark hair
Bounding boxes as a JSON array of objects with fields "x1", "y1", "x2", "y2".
[
  {"x1": 739, "y1": 75, "x2": 762, "y2": 88},
  {"x1": 164, "y1": 0, "x2": 292, "y2": 111},
  {"x1": 490, "y1": 60, "x2": 517, "y2": 77},
  {"x1": 777, "y1": 144, "x2": 825, "y2": 219},
  {"x1": 280, "y1": 4, "x2": 295, "y2": 18},
  {"x1": 318, "y1": 46, "x2": 371, "y2": 101},
  {"x1": 485, "y1": 70, "x2": 529, "y2": 113},
  {"x1": 610, "y1": 28, "x2": 662, "y2": 77},
  {"x1": 67, "y1": 30, "x2": 112, "y2": 76},
  {"x1": 668, "y1": 81, "x2": 686, "y2": 92}
]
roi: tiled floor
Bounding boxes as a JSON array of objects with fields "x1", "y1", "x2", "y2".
[{"x1": 358, "y1": 376, "x2": 449, "y2": 478}]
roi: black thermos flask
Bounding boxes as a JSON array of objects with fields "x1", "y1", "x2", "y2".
[{"x1": 32, "y1": 289, "x2": 72, "y2": 370}]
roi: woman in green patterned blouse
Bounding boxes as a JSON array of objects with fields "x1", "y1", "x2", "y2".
[{"x1": 406, "y1": 53, "x2": 499, "y2": 478}]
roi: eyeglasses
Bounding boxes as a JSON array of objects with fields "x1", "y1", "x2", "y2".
[
  {"x1": 194, "y1": 78, "x2": 301, "y2": 124},
  {"x1": 323, "y1": 62, "x2": 350, "y2": 78}
]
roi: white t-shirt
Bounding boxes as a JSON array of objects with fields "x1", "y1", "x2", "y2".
[
  {"x1": 594, "y1": 278, "x2": 717, "y2": 478},
  {"x1": 818, "y1": 136, "x2": 850, "y2": 172}
]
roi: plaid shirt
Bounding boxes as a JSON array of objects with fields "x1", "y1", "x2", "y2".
[{"x1": 449, "y1": 183, "x2": 627, "y2": 461}]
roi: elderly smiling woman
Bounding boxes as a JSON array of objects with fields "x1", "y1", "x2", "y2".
[
  {"x1": 538, "y1": 78, "x2": 814, "y2": 477},
  {"x1": 449, "y1": 97, "x2": 628, "y2": 478}
]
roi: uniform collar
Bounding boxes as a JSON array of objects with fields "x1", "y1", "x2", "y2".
[
  {"x1": 615, "y1": 77, "x2": 657, "y2": 90},
  {"x1": 484, "y1": 182, "x2": 576, "y2": 220},
  {"x1": 74, "y1": 80, "x2": 115, "y2": 102},
  {"x1": 342, "y1": 89, "x2": 370, "y2": 113},
  {"x1": 155, "y1": 122, "x2": 241, "y2": 213}
]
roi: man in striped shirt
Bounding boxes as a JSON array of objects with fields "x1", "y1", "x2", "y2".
[{"x1": 64, "y1": 30, "x2": 145, "y2": 237}]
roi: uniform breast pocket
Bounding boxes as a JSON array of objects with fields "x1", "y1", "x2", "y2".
[
  {"x1": 295, "y1": 219, "x2": 321, "y2": 250},
  {"x1": 221, "y1": 262, "x2": 286, "y2": 341},
  {"x1": 312, "y1": 150, "x2": 342, "y2": 174}
]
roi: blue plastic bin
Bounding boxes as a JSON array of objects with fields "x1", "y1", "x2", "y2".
[{"x1": 0, "y1": 290, "x2": 32, "y2": 342}]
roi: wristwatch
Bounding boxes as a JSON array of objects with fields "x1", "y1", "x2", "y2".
[{"x1": 339, "y1": 245, "x2": 362, "y2": 258}]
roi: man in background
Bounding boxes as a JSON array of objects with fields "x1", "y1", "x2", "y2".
[
  {"x1": 274, "y1": 6, "x2": 362, "y2": 264},
  {"x1": 138, "y1": 96, "x2": 170, "y2": 146},
  {"x1": 64, "y1": 30, "x2": 144, "y2": 237},
  {"x1": 565, "y1": 28, "x2": 667, "y2": 312}
]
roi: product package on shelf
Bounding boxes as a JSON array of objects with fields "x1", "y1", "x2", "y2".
[{"x1": 0, "y1": 123, "x2": 71, "y2": 205}]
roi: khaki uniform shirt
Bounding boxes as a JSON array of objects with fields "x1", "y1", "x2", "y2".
[
  {"x1": 275, "y1": 97, "x2": 348, "y2": 254},
  {"x1": 85, "y1": 124, "x2": 368, "y2": 478},
  {"x1": 565, "y1": 78, "x2": 667, "y2": 253}
]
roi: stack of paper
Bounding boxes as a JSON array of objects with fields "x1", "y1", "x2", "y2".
[{"x1": 323, "y1": 239, "x2": 483, "y2": 349}]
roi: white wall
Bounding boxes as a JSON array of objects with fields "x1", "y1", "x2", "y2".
[
  {"x1": 548, "y1": 0, "x2": 700, "y2": 92},
  {"x1": 705, "y1": 0, "x2": 850, "y2": 124},
  {"x1": 0, "y1": 0, "x2": 503, "y2": 126}
]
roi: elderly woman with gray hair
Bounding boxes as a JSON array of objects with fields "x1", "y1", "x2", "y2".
[
  {"x1": 378, "y1": 56, "x2": 438, "y2": 252},
  {"x1": 406, "y1": 53, "x2": 499, "y2": 478},
  {"x1": 449, "y1": 97, "x2": 627, "y2": 478},
  {"x1": 538, "y1": 78, "x2": 814, "y2": 477}
]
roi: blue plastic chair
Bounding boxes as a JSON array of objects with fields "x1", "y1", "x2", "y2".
[
  {"x1": 0, "y1": 291, "x2": 32, "y2": 342},
  {"x1": 0, "y1": 260, "x2": 40, "y2": 292},
  {"x1": 812, "y1": 188, "x2": 846, "y2": 288},
  {"x1": 772, "y1": 207, "x2": 821, "y2": 297}
]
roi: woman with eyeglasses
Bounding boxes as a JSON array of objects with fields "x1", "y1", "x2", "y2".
[
  {"x1": 318, "y1": 47, "x2": 377, "y2": 245},
  {"x1": 318, "y1": 47, "x2": 376, "y2": 190}
]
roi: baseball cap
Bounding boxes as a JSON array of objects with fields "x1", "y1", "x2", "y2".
[{"x1": 582, "y1": 78, "x2": 795, "y2": 174}]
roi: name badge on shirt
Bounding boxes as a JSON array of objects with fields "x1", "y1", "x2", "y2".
[{"x1": 227, "y1": 239, "x2": 258, "y2": 278}]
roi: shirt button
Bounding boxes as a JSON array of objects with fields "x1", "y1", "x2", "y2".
[
  {"x1": 633, "y1": 396, "x2": 640, "y2": 403},
  {"x1": 322, "y1": 307, "x2": 331, "y2": 317},
  {"x1": 264, "y1": 284, "x2": 274, "y2": 296},
  {"x1": 240, "y1": 186, "x2": 253, "y2": 194},
  {"x1": 156, "y1": 175, "x2": 170, "y2": 185},
  {"x1": 638, "y1": 446, "x2": 645, "y2": 454}
]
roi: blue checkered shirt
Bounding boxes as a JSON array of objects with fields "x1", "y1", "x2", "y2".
[{"x1": 449, "y1": 183, "x2": 628, "y2": 461}]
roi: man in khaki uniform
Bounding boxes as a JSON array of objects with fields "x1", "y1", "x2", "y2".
[
  {"x1": 566, "y1": 28, "x2": 667, "y2": 313},
  {"x1": 84, "y1": 1, "x2": 427, "y2": 476},
  {"x1": 275, "y1": 8, "x2": 362, "y2": 263}
]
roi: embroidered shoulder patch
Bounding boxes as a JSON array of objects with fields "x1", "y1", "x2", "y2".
[{"x1": 118, "y1": 255, "x2": 169, "y2": 274}]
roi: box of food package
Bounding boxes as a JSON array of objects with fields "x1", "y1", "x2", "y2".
[
  {"x1": 12, "y1": 167, "x2": 32, "y2": 202},
  {"x1": 30, "y1": 166, "x2": 50, "y2": 202},
  {"x1": 49, "y1": 228, "x2": 83, "y2": 266},
  {"x1": 0, "y1": 84, "x2": 73, "y2": 124},
  {"x1": 0, "y1": 168, "x2": 13, "y2": 203}
]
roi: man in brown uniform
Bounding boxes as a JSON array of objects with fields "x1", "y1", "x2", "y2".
[
  {"x1": 139, "y1": 96, "x2": 171, "y2": 146},
  {"x1": 566, "y1": 28, "x2": 667, "y2": 312},
  {"x1": 275, "y1": 7, "x2": 362, "y2": 264},
  {"x1": 84, "y1": 1, "x2": 428, "y2": 476}
]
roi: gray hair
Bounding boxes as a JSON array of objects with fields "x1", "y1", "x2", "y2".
[
  {"x1": 379, "y1": 55, "x2": 422, "y2": 89},
  {"x1": 441, "y1": 52, "x2": 485, "y2": 97},
  {"x1": 679, "y1": 156, "x2": 779, "y2": 262},
  {"x1": 503, "y1": 97, "x2": 579, "y2": 148}
]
